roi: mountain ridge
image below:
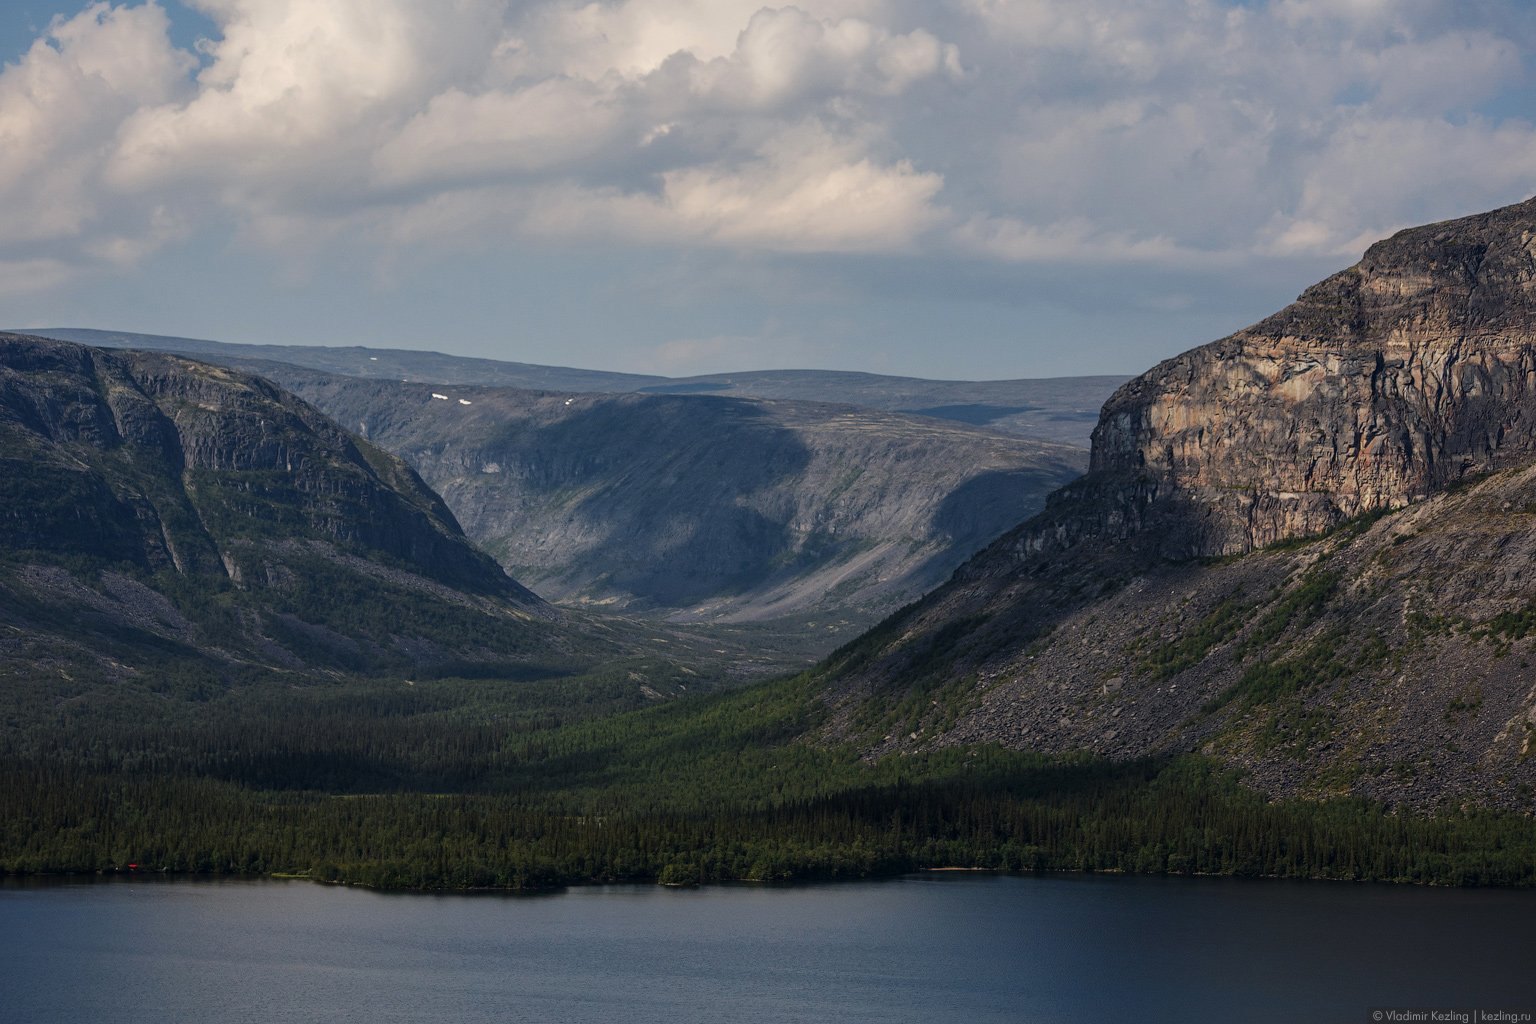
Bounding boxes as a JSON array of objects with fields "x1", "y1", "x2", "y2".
[{"x1": 21, "y1": 328, "x2": 1127, "y2": 447}]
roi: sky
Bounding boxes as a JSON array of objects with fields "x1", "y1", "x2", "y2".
[{"x1": 0, "y1": 0, "x2": 1534, "y2": 381}]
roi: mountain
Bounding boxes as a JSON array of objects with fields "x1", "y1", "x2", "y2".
[
  {"x1": 205, "y1": 361, "x2": 1088, "y2": 622},
  {"x1": 26, "y1": 328, "x2": 1127, "y2": 446},
  {"x1": 810, "y1": 196, "x2": 1536, "y2": 811},
  {"x1": 0, "y1": 333, "x2": 593, "y2": 699}
]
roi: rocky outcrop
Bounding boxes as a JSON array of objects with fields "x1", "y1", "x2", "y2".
[
  {"x1": 1002, "y1": 195, "x2": 1536, "y2": 562},
  {"x1": 822, "y1": 463, "x2": 1536, "y2": 810}
]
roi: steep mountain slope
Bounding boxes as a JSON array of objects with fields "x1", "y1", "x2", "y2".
[
  {"x1": 215, "y1": 362, "x2": 1087, "y2": 622},
  {"x1": 810, "y1": 196, "x2": 1536, "y2": 810},
  {"x1": 0, "y1": 333, "x2": 588, "y2": 697},
  {"x1": 31, "y1": 328, "x2": 1127, "y2": 446}
]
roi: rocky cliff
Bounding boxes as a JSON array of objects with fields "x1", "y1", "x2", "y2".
[
  {"x1": 0, "y1": 334, "x2": 572, "y2": 686},
  {"x1": 1009, "y1": 197, "x2": 1536, "y2": 562},
  {"x1": 812, "y1": 196, "x2": 1536, "y2": 810},
  {"x1": 0, "y1": 333, "x2": 530, "y2": 594},
  {"x1": 228, "y1": 362, "x2": 1088, "y2": 621}
]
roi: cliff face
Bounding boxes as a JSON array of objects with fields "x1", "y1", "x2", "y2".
[
  {"x1": 0, "y1": 334, "x2": 570, "y2": 685},
  {"x1": 1017, "y1": 197, "x2": 1536, "y2": 561},
  {"x1": 811, "y1": 196, "x2": 1536, "y2": 810},
  {"x1": 0, "y1": 333, "x2": 527, "y2": 597}
]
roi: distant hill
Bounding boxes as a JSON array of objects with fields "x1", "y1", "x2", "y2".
[
  {"x1": 228, "y1": 361, "x2": 1089, "y2": 622},
  {"x1": 26, "y1": 328, "x2": 1127, "y2": 447}
]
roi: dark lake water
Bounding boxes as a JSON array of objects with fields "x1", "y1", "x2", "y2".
[{"x1": 2, "y1": 873, "x2": 1533, "y2": 1023}]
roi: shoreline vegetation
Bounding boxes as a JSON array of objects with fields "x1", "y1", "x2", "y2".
[{"x1": 5, "y1": 674, "x2": 1536, "y2": 891}]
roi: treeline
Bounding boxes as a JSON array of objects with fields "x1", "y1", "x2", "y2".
[{"x1": 5, "y1": 756, "x2": 1535, "y2": 889}]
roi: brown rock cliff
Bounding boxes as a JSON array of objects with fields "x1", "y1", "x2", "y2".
[{"x1": 1006, "y1": 195, "x2": 1536, "y2": 562}]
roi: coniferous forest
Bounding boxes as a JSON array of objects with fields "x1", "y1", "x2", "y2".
[{"x1": 5, "y1": 668, "x2": 1536, "y2": 889}]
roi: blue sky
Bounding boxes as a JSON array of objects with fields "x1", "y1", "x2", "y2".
[{"x1": 1, "y1": 0, "x2": 1534, "y2": 380}]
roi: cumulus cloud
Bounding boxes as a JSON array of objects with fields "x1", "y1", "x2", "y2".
[
  {"x1": 0, "y1": 2, "x2": 192, "y2": 275},
  {"x1": 374, "y1": 79, "x2": 625, "y2": 185},
  {"x1": 0, "y1": 0, "x2": 1534, "y2": 291},
  {"x1": 516, "y1": 122, "x2": 946, "y2": 252}
]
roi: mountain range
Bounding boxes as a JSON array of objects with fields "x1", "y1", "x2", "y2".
[
  {"x1": 0, "y1": 335, "x2": 808, "y2": 735},
  {"x1": 11, "y1": 196, "x2": 1536, "y2": 816},
  {"x1": 221, "y1": 360, "x2": 1086, "y2": 622},
  {"x1": 10, "y1": 332, "x2": 1093, "y2": 626},
  {"x1": 27, "y1": 328, "x2": 1127, "y2": 447},
  {"x1": 0, "y1": 336, "x2": 562, "y2": 679},
  {"x1": 0, "y1": 327, "x2": 1088, "y2": 727}
]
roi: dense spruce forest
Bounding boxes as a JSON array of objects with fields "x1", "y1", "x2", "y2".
[{"x1": 5, "y1": 667, "x2": 1536, "y2": 888}]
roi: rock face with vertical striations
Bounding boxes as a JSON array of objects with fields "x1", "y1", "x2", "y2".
[
  {"x1": 1003, "y1": 196, "x2": 1536, "y2": 565},
  {"x1": 0, "y1": 332, "x2": 531, "y2": 596}
]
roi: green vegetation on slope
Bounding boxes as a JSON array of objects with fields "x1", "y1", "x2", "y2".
[{"x1": 4, "y1": 668, "x2": 1536, "y2": 889}]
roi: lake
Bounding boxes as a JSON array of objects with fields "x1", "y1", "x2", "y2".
[{"x1": 2, "y1": 873, "x2": 1533, "y2": 1023}]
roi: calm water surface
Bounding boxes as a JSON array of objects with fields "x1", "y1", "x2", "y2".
[{"x1": 2, "y1": 872, "x2": 1533, "y2": 1023}]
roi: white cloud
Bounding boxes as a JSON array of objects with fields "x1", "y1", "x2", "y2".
[
  {"x1": 664, "y1": 8, "x2": 960, "y2": 109},
  {"x1": 374, "y1": 79, "x2": 625, "y2": 185},
  {"x1": 382, "y1": 120, "x2": 945, "y2": 253},
  {"x1": 0, "y1": 0, "x2": 1534, "y2": 292},
  {"x1": 106, "y1": 0, "x2": 490, "y2": 194},
  {"x1": 520, "y1": 0, "x2": 883, "y2": 80},
  {"x1": 1255, "y1": 114, "x2": 1536, "y2": 257},
  {"x1": 0, "y1": 3, "x2": 191, "y2": 249},
  {"x1": 627, "y1": 122, "x2": 946, "y2": 252}
]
